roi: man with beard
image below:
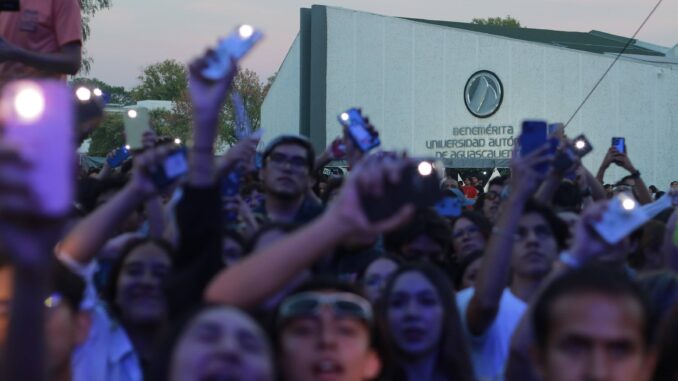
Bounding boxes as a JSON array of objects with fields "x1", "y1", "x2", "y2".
[{"x1": 257, "y1": 135, "x2": 323, "y2": 224}]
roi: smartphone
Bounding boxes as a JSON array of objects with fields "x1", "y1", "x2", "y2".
[
  {"x1": 520, "y1": 120, "x2": 556, "y2": 174},
  {"x1": 107, "y1": 145, "x2": 131, "y2": 168},
  {"x1": 123, "y1": 107, "x2": 151, "y2": 150},
  {"x1": 203, "y1": 25, "x2": 264, "y2": 81},
  {"x1": 553, "y1": 134, "x2": 594, "y2": 173},
  {"x1": 361, "y1": 159, "x2": 443, "y2": 222},
  {"x1": 591, "y1": 193, "x2": 648, "y2": 244},
  {"x1": 231, "y1": 91, "x2": 252, "y2": 141},
  {"x1": 338, "y1": 108, "x2": 381, "y2": 153},
  {"x1": 221, "y1": 171, "x2": 241, "y2": 222},
  {"x1": 148, "y1": 147, "x2": 188, "y2": 189},
  {"x1": 434, "y1": 194, "x2": 462, "y2": 218},
  {"x1": 611, "y1": 137, "x2": 625, "y2": 153},
  {"x1": 0, "y1": 80, "x2": 74, "y2": 216}
]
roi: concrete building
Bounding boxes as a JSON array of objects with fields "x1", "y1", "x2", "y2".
[{"x1": 261, "y1": 5, "x2": 678, "y2": 188}]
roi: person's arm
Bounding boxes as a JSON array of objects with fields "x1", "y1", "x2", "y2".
[
  {"x1": 58, "y1": 147, "x2": 173, "y2": 264},
  {"x1": 314, "y1": 137, "x2": 343, "y2": 171},
  {"x1": 595, "y1": 147, "x2": 616, "y2": 184},
  {"x1": 204, "y1": 156, "x2": 415, "y2": 309},
  {"x1": 534, "y1": 172, "x2": 561, "y2": 205},
  {"x1": 0, "y1": 143, "x2": 63, "y2": 381},
  {"x1": 466, "y1": 146, "x2": 551, "y2": 336},
  {"x1": 0, "y1": 38, "x2": 81, "y2": 75},
  {"x1": 609, "y1": 148, "x2": 652, "y2": 204},
  {"x1": 145, "y1": 196, "x2": 165, "y2": 239}
]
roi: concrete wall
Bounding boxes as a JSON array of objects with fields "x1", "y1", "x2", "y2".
[
  {"x1": 323, "y1": 6, "x2": 678, "y2": 188},
  {"x1": 260, "y1": 33, "x2": 302, "y2": 144}
]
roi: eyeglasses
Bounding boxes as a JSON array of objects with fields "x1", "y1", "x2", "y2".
[
  {"x1": 453, "y1": 225, "x2": 481, "y2": 240},
  {"x1": 278, "y1": 292, "x2": 373, "y2": 325},
  {"x1": 266, "y1": 152, "x2": 308, "y2": 171},
  {"x1": 485, "y1": 191, "x2": 500, "y2": 201}
]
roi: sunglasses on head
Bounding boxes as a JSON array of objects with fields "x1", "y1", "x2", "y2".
[{"x1": 278, "y1": 291, "x2": 373, "y2": 325}]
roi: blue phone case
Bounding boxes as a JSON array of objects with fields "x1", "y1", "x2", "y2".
[
  {"x1": 338, "y1": 108, "x2": 380, "y2": 153},
  {"x1": 520, "y1": 121, "x2": 555, "y2": 174},
  {"x1": 107, "y1": 146, "x2": 130, "y2": 168}
]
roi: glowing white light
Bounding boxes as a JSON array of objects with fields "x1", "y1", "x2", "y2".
[
  {"x1": 340, "y1": 113, "x2": 349, "y2": 122},
  {"x1": 14, "y1": 87, "x2": 45, "y2": 122},
  {"x1": 127, "y1": 109, "x2": 138, "y2": 118},
  {"x1": 622, "y1": 198, "x2": 636, "y2": 211},
  {"x1": 418, "y1": 161, "x2": 433, "y2": 176},
  {"x1": 239, "y1": 25, "x2": 254, "y2": 39},
  {"x1": 93, "y1": 88, "x2": 103, "y2": 97},
  {"x1": 575, "y1": 140, "x2": 586, "y2": 150},
  {"x1": 174, "y1": 138, "x2": 182, "y2": 145},
  {"x1": 483, "y1": 171, "x2": 487, "y2": 175},
  {"x1": 124, "y1": 145, "x2": 131, "y2": 150},
  {"x1": 76, "y1": 87, "x2": 91, "y2": 101}
]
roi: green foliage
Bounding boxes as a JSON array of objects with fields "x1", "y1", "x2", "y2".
[
  {"x1": 79, "y1": 0, "x2": 112, "y2": 74},
  {"x1": 471, "y1": 16, "x2": 521, "y2": 28},
  {"x1": 70, "y1": 77, "x2": 134, "y2": 105},
  {"x1": 130, "y1": 60, "x2": 187, "y2": 102},
  {"x1": 87, "y1": 112, "x2": 124, "y2": 156}
]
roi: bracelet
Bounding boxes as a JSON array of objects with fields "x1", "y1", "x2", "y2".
[
  {"x1": 629, "y1": 169, "x2": 641, "y2": 179},
  {"x1": 559, "y1": 251, "x2": 582, "y2": 269}
]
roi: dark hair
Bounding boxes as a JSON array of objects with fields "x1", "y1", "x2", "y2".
[
  {"x1": 552, "y1": 181, "x2": 583, "y2": 213},
  {"x1": 383, "y1": 208, "x2": 452, "y2": 257},
  {"x1": 628, "y1": 220, "x2": 665, "y2": 270},
  {"x1": 637, "y1": 271, "x2": 678, "y2": 343},
  {"x1": 648, "y1": 185, "x2": 658, "y2": 193},
  {"x1": 244, "y1": 222, "x2": 298, "y2": 254},
  {"x1": 454, "y1": 250, "x2": 483, "y2": 290},
  {"x1": 356, "y1": 254, "x2": 404, "y2": 282},
  {"x1": 488, "y1": 176, "x2": 507, "y2": 188},
  {"x1": 378, "y1": 264, "x2": 475, "y2": 381},
  {"x1": 102, "y1": 237, "x2": 174, "y2": 320},
  {"x1": 53, "y1": 261, "x2": 86, "y2": 312},
  {"x1": 533, "y1": 265, "x2": 652, "y2": 350},
  {"x1": 523, "y1": 199, "x2": 570, "y2": 250},
  {"x1": 262, "y1": 135, "x2": 316, "y2": 171},
  {"x1": 653, "y1": 303, "x2": 678, "y2": 381},
  {"x1": 450, "y1": 211, "x2": 492, "y2": 243}
]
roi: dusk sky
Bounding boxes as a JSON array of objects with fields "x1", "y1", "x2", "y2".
[{"x1": 85, "y1": 0, "x2": 677, "y2": 89}]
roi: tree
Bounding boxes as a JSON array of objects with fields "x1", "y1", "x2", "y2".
[
  {"x1": 471, "y1": 16, "x2": 521, "y2": 28},
  {"x1": 80, "y1": 0, "x2": 112, "y2": 74},
  {"x1": 70, "y1": 77, "x2": 134, "y2": 105},
  {"x1": 130, "y1": 60, "x2": 187, "y2": 101},
  {"x1": 87, "y1": 112, "x2": 125, "y2": 156}
]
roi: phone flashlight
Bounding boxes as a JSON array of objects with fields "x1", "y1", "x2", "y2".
[
  {"x1": 128, "y1": 109, "x2": 138, "y2": 118},
  {"x1": 75, "y1": 87, "x2": 91, "y2": 102},
  {"x1": 621, "y1": 197, "x2": 636, "y2": 211},
  {"x1": 238, "y1": 25, "x2": 254, "y2": 39},
  {"x1": 124, "y1": 145, "x2": 131, "y2": 150},
  {"x1": 418, "y1": 161, "x2": 433, "y2": 176},
  {"x1": 174, "y1": 138, "x2": 182, "y2": 145},
  {"x1": 340, "y1": 112, "x2": 349, "y2": 122},
  {"x1": 574, "y1": 140, "x2": 586, "y2": 150},
  {"x1": 14, "y1": 85, "x2": 45, "y2": 122},
  {"x1": 92, "y1": 88, "x2": 103, "y2": 97}
]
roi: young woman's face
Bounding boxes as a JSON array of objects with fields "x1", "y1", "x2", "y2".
[
  {"x1": 452, "y1": 218, "x2": 486, "y2": 261},
  {"x1": 170, "y1": 307, "x2": 273, "y2": 381},
  {"x1": 362, "y1": 258, "x2": 399, "y2": 303},
  {"x1": 279, "y1": 293, "x2": 380, "y2": 381},
  {"x1": 387, "y1": 271, "x2": 444, "y2": 357},
  {"x1": 115, "y1": 242, "x2": 171, "y2": 325}
]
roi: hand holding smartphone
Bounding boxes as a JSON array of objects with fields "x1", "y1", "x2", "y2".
[
  {"x1": 123, "y1": 107, "x2": 151, "y2": 150},
  {"x1": 0, "y1": 80, "x2": 74, "y2": 216},
  {"x1": 611, "y1": 137, "x2": 625, "y2": 153},
  {"x1": 203, "y1": 25, "x2": 264, "y2": 81},
  {"x1": 519, "y1": 120, "x2": 557, "y2": 174},
  {"x1": 360, "y1": 158, "x2": 442, "y2": 222},
  {"x1": 148, "y1": 147, "x2": 188, "y2": 190},
  {"x1": 338, "y1": 108, "x2": 381, "y2": 153}
]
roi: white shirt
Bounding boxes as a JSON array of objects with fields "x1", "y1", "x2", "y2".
[
  {"x1": 456, "y1": 287, "x2": 527, "y2": 381},
  {"x1": 59, "y1": 254, "x2": 143, "y2": 381}
]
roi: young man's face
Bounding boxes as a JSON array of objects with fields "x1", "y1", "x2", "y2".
[
  {"x1": 279, "y1": 300, "x2": 380, "y2": 381},
  {"x1": 512, "y1": 212, "x2": 559, "y2": 279},
  {"x1": 400, "y1": 234, "x2": 443, "y2": 262},
  {"x1": 0, "y1": 267, "x2": 89, "y2": 377},
  {"x1": 260, "y1": 144, "x2": 311, "y2": 201},
  {"x1": 536, "y1": 292, "x2": 656, "y2": 381}
]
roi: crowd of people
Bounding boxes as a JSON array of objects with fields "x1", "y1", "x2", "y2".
[{"x1": 2, "y1": 2, "x2": 678, "y2": 381}]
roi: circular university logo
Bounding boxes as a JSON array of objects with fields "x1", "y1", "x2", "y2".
[{"x1": 464, "y1": 70, "x2": 503, "y2": 118}]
